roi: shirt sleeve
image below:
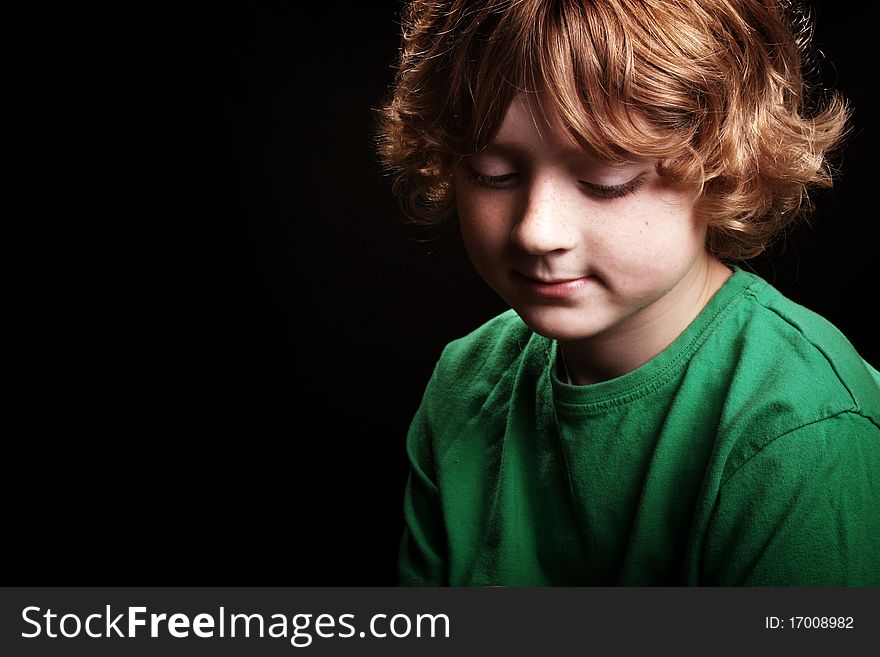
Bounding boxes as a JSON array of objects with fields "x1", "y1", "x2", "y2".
[
  {"x1": 700, "y1": 411, "x2": 880, "y2": 586},
  {"x1": 398, "y1": 368, "x2": 448, "y2": 586}
]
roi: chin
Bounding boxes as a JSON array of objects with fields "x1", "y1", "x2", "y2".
[{"x1": 512, "y1": 305, "x2": 608, "y2": 342}]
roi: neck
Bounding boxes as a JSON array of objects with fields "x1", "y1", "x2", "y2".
[{"x1": 559, "y1": 256, "x2": 732, "y2": 386}]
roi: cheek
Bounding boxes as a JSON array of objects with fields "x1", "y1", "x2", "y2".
[
  {"x1": 455, "y1": 185, "x2": 511, "y2": 255},
  {"x1": 603, "y1": 197, "x2": 706, "y2": 271}
]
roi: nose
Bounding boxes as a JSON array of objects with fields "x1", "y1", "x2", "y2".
[{"x1": 509, "y1": 176, "x2": 578, "y2": 256}]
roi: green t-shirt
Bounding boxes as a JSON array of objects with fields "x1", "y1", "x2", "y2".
[{"x1": 400, "y1": 269, "x2": 880, "y2": 585}]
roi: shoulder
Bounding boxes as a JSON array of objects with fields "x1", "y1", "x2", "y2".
[
  {"x1": 711, "y1": 270, "x2": 880, "y2": 475},
  {"x1": 417, "y1": 308, "x2": 544, "y2": 428},
  {"x1": 435, "y1": 308, "x2": 538, "y2": 384},
  {"x1": 736, "y1": 270, "x2": 878, "y2": 412}
]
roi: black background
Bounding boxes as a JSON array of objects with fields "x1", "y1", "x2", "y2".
[{"x1": 6, "y1": 2, "x2": 877, "y2": 584}]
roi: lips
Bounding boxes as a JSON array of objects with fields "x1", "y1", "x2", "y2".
[
  {"x1": 514, "y1": 270, "x2": 595, "y2": 298},
  {"x1": 527, "y1": 276, "x2": 584, "y2": 284},
  {"x1": 517, "y1": 270, "x2": 594, "y2": 284}
]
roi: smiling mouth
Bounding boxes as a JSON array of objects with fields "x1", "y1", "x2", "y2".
[{"x1": 514, "y1": 271, "x2": 596, "y2": 298}]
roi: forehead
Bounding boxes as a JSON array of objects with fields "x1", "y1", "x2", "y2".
[
  {"x1": 487, "y1": 92, "x2": 644, "y2": 165},
  {"x1": 494, "y1": 93, "x2": 575, "y2": 147}
]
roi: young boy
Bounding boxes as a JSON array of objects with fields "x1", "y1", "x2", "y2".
[{"x1": 376, "y1": 0, "x2": 880, "y2": 585}]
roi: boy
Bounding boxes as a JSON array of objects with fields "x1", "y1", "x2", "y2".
[{"x1": 376, "y1": 0, "x2": 880, "y2": 585}]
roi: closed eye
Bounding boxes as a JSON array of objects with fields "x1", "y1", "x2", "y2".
[
  {"x1": 463, "y1": 166, "x2": 648, "y2": 199},
  {"x1": 580, "y1": 174, "x2": 647, "y2": 199},
  {"x1": 464, "y1": 167, "x2": 519, "y2": 189}
]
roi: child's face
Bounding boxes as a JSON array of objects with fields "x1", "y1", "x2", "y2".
[{"x1": 453, "y1": 93, "x2": 717, "y2": 344}]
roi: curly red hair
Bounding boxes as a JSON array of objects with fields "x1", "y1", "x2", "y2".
[{"x1": 375, "y1": 0, "x2": 849, "y2": 260}]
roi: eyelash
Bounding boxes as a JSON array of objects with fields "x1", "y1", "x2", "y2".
[
  {"x1": 584, "y1": 175, "x2": 647, "y2": 199},
  {"x1": 465, "y1": 168, "x2": 646, "y2": 200}
]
